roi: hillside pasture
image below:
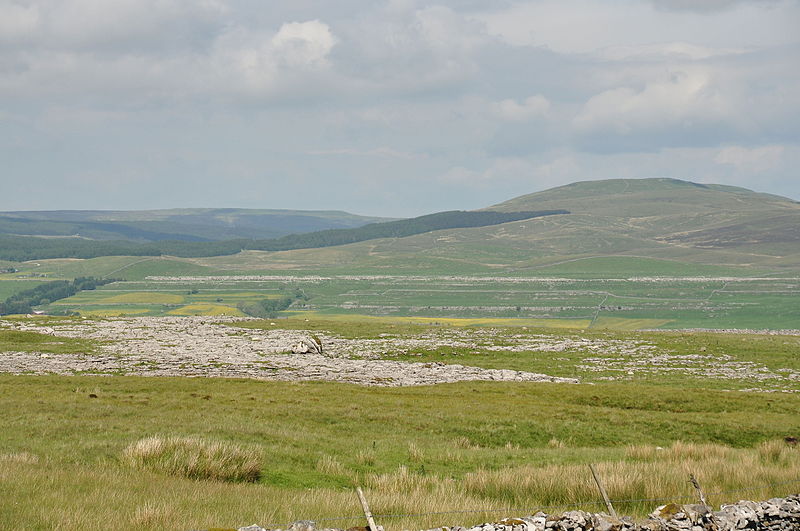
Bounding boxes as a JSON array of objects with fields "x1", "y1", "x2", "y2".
[
  {"x1": 0, "y1": 279, "x2": 50, "y2": 300},
  {"x1": 34, "y1": 271, "x2": 800, "y2": 329},
  {"x1": 4, "y1": 254, "x2": 798, "y2": 330}
]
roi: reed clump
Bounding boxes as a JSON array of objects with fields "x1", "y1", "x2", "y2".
[
  {"x1": 121, "y1": 436, "x2": 262, "y2": 483},
  {"x1": 462, "y1": 440, "x2": 800, "y2": 513}
]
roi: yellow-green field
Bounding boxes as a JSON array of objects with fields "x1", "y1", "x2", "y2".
[
  {"x1": 167, "y1": 303, "x2": 244, "y2": 316},
  {"x1": 45, "y1": 287, "x2": 282, "y2": 318},
  {"x1": 284, "y1": 311, "x2": 594, "y2": 328}
]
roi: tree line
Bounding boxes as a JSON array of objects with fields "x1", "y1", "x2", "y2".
[
  {"x1": 0, "y1": 277, "x2": 116, "y2": 315},
  {"x1": 236, "y1": 288, "x2": 309, "y2": 318},
  {"x1": 0, "y1": 209, "x2": 569, "y2": 261}
]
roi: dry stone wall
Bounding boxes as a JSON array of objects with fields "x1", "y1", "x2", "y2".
[{"x1": 226, "y1": 495, "x2": 800, "y2": 531}]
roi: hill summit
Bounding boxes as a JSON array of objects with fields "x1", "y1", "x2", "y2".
[{"x1": 277, "y1": 177, "x2": 799, "y2": 271}]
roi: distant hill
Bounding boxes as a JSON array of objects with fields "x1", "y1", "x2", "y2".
[
  {"x1": 0, "y1": 209, "x2": 565, "y2": 261},
  {"x1": 185, "y1": 178, "x2": 799, "y2": 273},
  {"x1": 0, "y1": 208, "x2": 393, "y2": 242},
  {"x1": 3, "y1": 179, "x2": 799, "y2": 270},
  {"x1": 486, "y1": 178, "x2": 800, "y2": 260}
]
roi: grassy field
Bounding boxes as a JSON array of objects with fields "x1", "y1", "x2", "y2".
[
  {"x1": 0, "y1": 279, "x2": 49, "y2": 300},
  {"x1": 1, "y1": 314, "x2": 799, "y2": 529},
  {"x1": 19, "y1": 263, "x2": 797, "y2": 329},
  {"x1": 1, "y1": 374, "x2": 799, "y2": 530},
  {"x1": 0, "y1": 328, "x2": 98, "y2": 355},
  {"x1": 1, "y1": 252, "x2": 798, "y2": 329}
]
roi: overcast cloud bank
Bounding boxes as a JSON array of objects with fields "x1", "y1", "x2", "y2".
[{"x1": 1, "y1": 0, "x2": 798, "y2": 215}]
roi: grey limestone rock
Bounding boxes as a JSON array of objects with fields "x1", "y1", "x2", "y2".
[
  {"x1": 227, "y1": 494, "x2": 800, "y2": 531},
  {"x1": 289, "y1": 520, "x2": 316, "y2": 531}
]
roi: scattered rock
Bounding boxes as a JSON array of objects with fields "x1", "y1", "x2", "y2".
[
  {"x1": 0, "y1": 317, "x2": 576, "y2": 387},
  {"x1": 289, "y1": 520, "x2": 316, "y2": 531}
]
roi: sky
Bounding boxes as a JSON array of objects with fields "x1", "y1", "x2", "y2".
[{"x1": 1, "y1": 0, "x2": 799, "y2": 217}]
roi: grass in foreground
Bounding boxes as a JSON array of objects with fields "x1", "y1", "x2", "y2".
[
  {"x1": 1, "y1": 375, "x2": 799, "y2": 530},
  {"x1": 122, "y1": 436, "x2": 262, "y2": 483}
]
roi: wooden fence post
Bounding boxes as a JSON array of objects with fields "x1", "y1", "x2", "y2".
[
  {"x1": 356, "y1": 487, "x2": 379, "y2": 531},
  {"x1": 589, "y1": 464, "x2": 618, "y2": 519},
  {"x1": 689, "y1": 473, "x2": 709, "y2": 508},
  {"x1": 689, "y1": 473, "x2": 719, "y2": 529}
]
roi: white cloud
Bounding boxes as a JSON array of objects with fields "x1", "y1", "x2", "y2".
[
  {"x1": 1, "y1": 0, "x2": 799, "y2": 212},
  {"x1": 271, "y1": 20, "x2": 338, "y2": 68},
  {"x1": 494, "y1": 95, "x2": 550, "y2": 121},
  {"x1": 188, "y1": 19, "x2": 339, "y2": 97},
  {"x1": 573, "y1": 69, "x2": 729, "y2": 134}
]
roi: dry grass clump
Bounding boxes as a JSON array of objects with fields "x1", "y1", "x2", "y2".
[
  {"x1": 355, "y1": 448, "x2": 376, "y2": 466},
  {"x1": 454, "y1": 436, "x2": 480, "y2": 450},
  {"x1": 463, "y1": 440, "x2": 800, "y2": 513},
  {"x1": 408, "y1": 441, "x2": 424, "y2": 462},
  {"x1": 757, "y1": 439, "x2": 798, "y2": 464},
  {"x1": 316, "y1": 455, "x2": 347, "y2": 476},
  {"x1": 121, "y1": 436, "x2": 262, "y2": 483},
  {"x1": 624, "y1": 440, "x2": 735, "y2": 462},
  {"x1": 0, "y1": 452, "x2": 40, "y2": 464},
  {"x1": 364, "y1": 465, "x2": 444, "y2": 493}
]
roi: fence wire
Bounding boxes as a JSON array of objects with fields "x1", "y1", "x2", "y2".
[{"x1": 254, "y1": 477, "x2": 800, "y2": 529}]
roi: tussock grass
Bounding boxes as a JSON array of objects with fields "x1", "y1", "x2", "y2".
[
  {"x1": 757, "y1": 439, "x2": 797, "y2": 464},
  {"x1": 2, "y1": 375, "x2": 800, "y2": 530},
  {"x1": 2, "y1": 440, "x2": 799, "y2": 531},
  {"x1": 0, "y1": 452, "x2": 39, "y2": 464},
  {"x1": 317, "y1": 455, "x2": 346, "y2": 476},
  {"x1": 408, "y1": 442, "x2": 424, "y2": 462},
  {"x1": 460, "y1": 440, "x2": 800, "y2": 514},
  {"x1": 355, "y1": 448, "x2": 377, "y2": 466},
  {"x1": 121, "y1": 436, "x2": 261, "y2": 483}
]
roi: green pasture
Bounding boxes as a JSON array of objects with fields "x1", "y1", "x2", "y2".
[
  {"x1": 0, "y1": 279, "x2": 49, "y2": 300},
  {"x1": 33, "y1": 273, "x2": 800, "y2": 329},
  {"x1": 1, "y1": 376, "x2": 796, "y2": 475},
  {"x1": 1, "y1": 374, "x2": 799, "y2": 530},
  {"x1": 3, "y1": 254, "x2": 798, "y2": 329},
  {"x1": 0, "y1": 256, "x2": 227, "y2": 282},
  {"x1": 46, "y1": 282, "x2": 287, "y2": 317},
  {"x1": 515, "y1": 256, "x2": 764, "y2": 277},
  {"x1": 1, "y1": 314, "x2": 799, "y2": 528},
  {"x1": 0, "y1": 329, "x2": 97, "y2": 355}
]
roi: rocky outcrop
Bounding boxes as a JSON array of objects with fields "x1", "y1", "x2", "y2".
[{"x1": 0, "y1": 317, "x2": 577, "y2": 386}]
